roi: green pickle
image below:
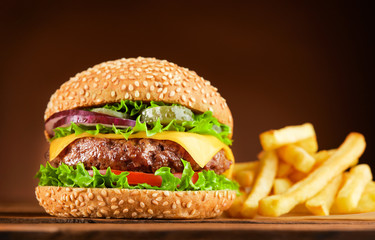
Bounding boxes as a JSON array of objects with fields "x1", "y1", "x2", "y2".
[{"x1": 140, "y1": 106, "x2": 194, "y2": 125}]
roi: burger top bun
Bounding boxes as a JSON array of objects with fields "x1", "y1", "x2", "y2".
[{"x1": 45, "y1": 57, "x2": 233, "y2": 130}]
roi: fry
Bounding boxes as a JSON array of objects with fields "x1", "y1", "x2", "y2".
[
  {"x1": 258, "y1": 132, "x2": 366, "y2": 217},
  {"x1": 260, "y1": 123, "x2": 315, "y2": 151},
  {"x1": 277, "y1": 145, "x2": 315, "y2": 173},
  {"x1": 294, "y1": 136, "x2": 318, "y2": 154},
  {"x1": 305, "y1": 174, "x2": 343, "y2": 216},
  {"x1": 241, "y1": 151, "x2": 278, "y2": 217},
  {"x1": 273, "y1": 178, "x2": 293, "y2": 195},
  {"x1": 234, "y1": 170, "x2": 256, "y2": 188},
  {"x1": 353, "y1": 181, "x2": 375, "y2": 213},
  {"x1": 233, "y1": 161, "x2": 259, "y2": 174},
  {"x1": 314, "y1": 149, "x2": 336, "y2": 165},
  {"x1": 276, "y1": 161, "x2": 293, "y2": 178},
  {"x1": 333, "y1": 164, "x2": 372, "y2": 213},
  {"x1": 226, "y1": 192, "x2": 248, "y2": 218},
  {"x1": 289, "y1": 170, "x2": 308, "y2": 182}
]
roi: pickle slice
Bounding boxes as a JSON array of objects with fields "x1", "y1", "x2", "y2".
[{"x1": 140, "y1": 106, "x2": 194, "y2": 125}]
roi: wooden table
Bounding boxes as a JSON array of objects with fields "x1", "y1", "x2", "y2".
[{"x1": 1, "y1": 203, "x2": 375, "y2": 240}]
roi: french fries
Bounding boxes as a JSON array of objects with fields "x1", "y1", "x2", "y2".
[
  {"x1": 273, "y1": 178, "x2": 292, "y2": 195},
  {"x1": 260, "y1": 123, "x2": 315, "y2": 151},
  {"x1": 233, "y1": 161, "x2": 259, "y2": 173},
  {"x1": 294, "y1": 136, "x2": 318, "y2": 154},
  {"x1": 314, "y1": 149, "x2": 336, "y2": 165},
  {"x1": 227, "y1": 123, "x2": 374, "y2": 219},
  {"x1": 305, "y1": 174, "x2": 343, "y2": 216},
  {"x1": 276, "y1": 161, "x2": 293, "y2": 178},
  {"x1": 277, "y1": 145, "x2": 315, "y2": 173},
  {"x1": 353, "y1": 181, "x2": 375, "y2": 213},
  {"x1": 242, "y1": 151, "x2": 278, "y2": 218},
  {"x1": 234, "y1": 170, "x2": 256, "y2": 188},
  {"x1": 333, "y1": 164, "x2": 372, "y2": 213},
  {"x1": 259, "y1": 133, "x2": 366, "y2": 217}
]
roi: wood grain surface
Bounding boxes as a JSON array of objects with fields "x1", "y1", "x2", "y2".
[{"x1": 1, "y1": 202, "x2": 375, "y2": 240}]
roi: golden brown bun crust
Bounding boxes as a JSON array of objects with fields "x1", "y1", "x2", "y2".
[
  {"x1": 45, "y1": 57, "x2": 233, "y2": 130},
  {"x1": 35, "y1": 186, "x2": 236, "y2": 219}
]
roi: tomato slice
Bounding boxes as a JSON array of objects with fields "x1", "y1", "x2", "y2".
[{"x1": 88, "y1": 169, "x2": 199, "y2": 187}]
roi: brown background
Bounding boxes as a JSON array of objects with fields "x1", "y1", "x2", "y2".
[{"x1": 0, "y1": 1, "x2": 374, "y2": 203}]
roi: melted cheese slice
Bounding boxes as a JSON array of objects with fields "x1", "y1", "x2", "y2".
[{"x1": 49, "y1": 132, "x2": 234, "y2": 177}]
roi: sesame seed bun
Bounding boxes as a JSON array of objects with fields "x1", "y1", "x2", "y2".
[
  {"x1": 35, "y1": 186, "x2": 236, "y2": 219},
  {"x1": 45, "y1": 57, "x2": 233, "y2": 131}
]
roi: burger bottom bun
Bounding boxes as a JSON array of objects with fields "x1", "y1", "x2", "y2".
[{"x1": 35, "y1": 186, "x2": 236, "y2": 219}]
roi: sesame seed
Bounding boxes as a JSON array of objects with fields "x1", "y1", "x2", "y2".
[
  {"x1": 162, "y1": 201, "x2": 168, "y2": 206},
  {"x1": 146, "y1": 93, "x2": 151, "y2": 99},
  {"x1": 136, "y1": 208, "x2": 143, "y2": 213},
  {"x1": 100, "y1": 190, "x2": 107, "y2": 197},
  {"x1": 103, "y1": 82, "x2": 108, "y2": 88},
  {"x1": 202, "y1": 99, "x2": 207, "y2": 104},
  {"x1": 193, "y1": 86, "x2": 198, "y2": 90},
  {"x1": 119, "y1": 75, "x2": 125, "y2": 79},
  {"x1": 143, "y1": 81, "x2": 148, "y2": 87},
  {"x1": 159, "y1": 93, "x2": 164, "y2": 99},
  {"x1": 187, "y1": 201, "x2": 192, "y2": 208},
  {"x1": 163, "y1": 210, "x2": 171, "y2": 215},
  {"x1": 128, "y1": 199, "x2": 135, "y2": 204},
  {"x1": 162, "y1": 76, "x2": 167, "y2": 81},
  {"x1": 131, "y1": 212, "x2": 137, "y2": 217},
  {"x1": 152, "y1": 200, "x2": 159, "y2": 205},
  {"x1": 148, "y1": 209, "x2": 154, "y2": 214},
  {"x1": 176, "y1": 192, "x2": 183, "y2": 197},
  {"x1": 155, "y1": 197, "x2": 162, "y2": 202},
  {"x1": 124, "y1": 93, "x2": 129, "y2": 99},
  {"x1": 111, "y1": 205, "x2": 119, "y2": 210},
  {"x1": 140, "y1": 202, "x2": 145, "y2": 208},
  {"x1": 150, "y1": 85, "x2": 155, "y2": 91},
  {"x1": 97, "y1": 195, "x2": 103, "y2": 201},
  {"x1": 114, "y1": 210, "x2": 120, "y2": 215},
  {"x1": 123, "y1": 208, "x2": 129, "y2": 213},
  {"x1": 111, "y1": 91, "x2": 116, "y2": 97},
  {"x1": 121, "y1": 84, "x2": 126, "y2": 90},
  {"x1": 100, "y1": 209, "x2": 108, "y2": 215},
  {"x1": 134, "y1": 72, "x2": 140, "y2": 76},
  {"x1": 172, "y1": 203, "x2": 177, "y2": 209},
  {"x1": 134, "y1": 90, "x2": 140, "y2": 97},
  {"x1": 111, "y1": 197, "x2": 117, "y2": 203},
  {"x1": 134, "y1": 81, "x2": 140, "y2": 87},
  {"x1": 181, "y1": 95, "x2": 187, "y2": 102},
  {"x1": 169, "y1": 91, "x2": 175, "y2": 97},
  {"x1": 106, "y1": 74, "x2": 111, "y2": 80},
  {"x1": 98, "y1": 202, "x2": 106, "y2": 207},
  {"x1": 176, "y1": 87, "x2": 181, "y2": 92},
  {"x1": 119, "y1": 200, "x2": 124, "y2": 205},
  {"x1": 128, "y1": 84, "x2": 134, "y2": 91},
  {"x1": 162, "y1": 88, "x2": 167, "y2": 94}
]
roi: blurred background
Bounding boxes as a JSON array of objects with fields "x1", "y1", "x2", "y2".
[{"x1": 1, "y1": 1, "x2": 374, "y2": 204}]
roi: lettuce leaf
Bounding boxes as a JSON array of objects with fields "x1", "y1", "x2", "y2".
[
  {"x1": 35, "y1": 160, "x2": 239, "y2": 192},
  {"x1": 51, "y1": 100, "x2": 232, "y2": 145}
]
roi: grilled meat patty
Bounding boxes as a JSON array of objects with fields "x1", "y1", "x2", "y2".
[{"x1": 50, "y1": 138, "x2": 231, "y2": 174}]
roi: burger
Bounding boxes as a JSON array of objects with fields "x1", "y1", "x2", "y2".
[{"x1": 35, "y1": 57, "x2": 238, "y2": 219}]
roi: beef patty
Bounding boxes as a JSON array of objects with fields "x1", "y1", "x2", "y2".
[{"x1": 50, "y1": 138, "x2": 232, "y2": 174}]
